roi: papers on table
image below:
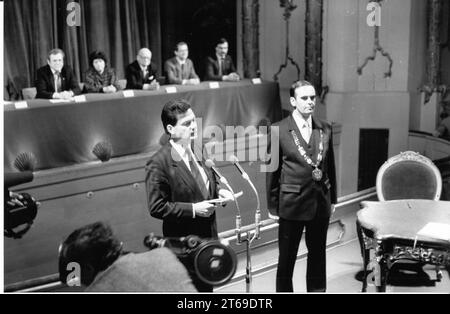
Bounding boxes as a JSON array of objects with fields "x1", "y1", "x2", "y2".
[
  {"x1": 251, "y1": 78, "x2": 262, "y2": 84},
  {"x1": 123, "y1": 90, "x2": 135, "y2": 98},
  {"x1": 165, "y1": 86, "x2": 177, "y2": 94},
  {"x1": 209, "y1": 82, "x2": 220, "y2": 89},
  {"x1": 417, "y1": 222, "x2": 450, "y2": 242},
  {"x1": 14, "y1": 101, "x2": 28, "y2": 109},
  {"x1": 49, "y1": 98, "x2": 73, "y2": 103}
]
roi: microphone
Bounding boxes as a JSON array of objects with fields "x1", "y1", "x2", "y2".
[
  {"x1": 228, "y1": 155, "x2": 247, "y2": 178},
  {"x1": 205, "y1": 159, "x2": 229, "y2": 185},
  {"x1": 228, "y1": 155, "x2": 262, "y2": 239},
  {"x1": 205, "y1": 159, "x2": 242, "y2": 244}
]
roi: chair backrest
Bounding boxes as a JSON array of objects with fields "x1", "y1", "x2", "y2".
[
  {"x1": 376, "y1": 151, "x2": 442, "y2": 201},
  {"x1": 22, "y1": 87, "x2": 37, "y2": 100},
  {"x1": 117, "y1": 79, "x2": 127, "y2": 90}
]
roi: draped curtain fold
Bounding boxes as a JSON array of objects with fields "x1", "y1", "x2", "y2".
[{"x1": 4, "y1": 0, "x2": 161, "y2": 100}]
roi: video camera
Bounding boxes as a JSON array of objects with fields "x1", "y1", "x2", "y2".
[
  {"x1": 144, "y1": 234, "x2": 237, "y2": 287},
  {"x1": 4, "y1": 172, "x2": 39, "y2": 239}
]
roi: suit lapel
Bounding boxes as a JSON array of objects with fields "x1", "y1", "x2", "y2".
[
  {"x1": 312, "y1": 117, "x2": 329, "y2": 163},
  {"x1": 287, "y1": 116, "x2": 310, "y2": 166},
  {"x1": 168, "y1": 144, "x2": 201, "y2": 196},
  {"x1": 45, "y1": 66, "x2": 55, "y2": 92},
  {"x1": 191, "y1": 145, "x2": 214, "y2": 198}
]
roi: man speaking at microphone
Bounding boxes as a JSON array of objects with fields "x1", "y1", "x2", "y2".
[
  {"x1": 266, "y1": 81, "x2": 337, "y2": 292},
  {"x1": 145, "y1": 98, "x2": 233, "y2": 292}
]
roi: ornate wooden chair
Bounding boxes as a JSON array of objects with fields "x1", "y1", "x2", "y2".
[
  {"x1": 357, "y1": 151, "x2": 445, "y2": 291},
  {"x1": 376, "y1": 151, "x2": 442, "y2": 201}
]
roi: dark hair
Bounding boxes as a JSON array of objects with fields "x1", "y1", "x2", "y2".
[
  {"x1": 47, "y1": 48, "x2": 65, "y2": 60},
  {"x1": 89, "y1": 50, "x2": 108, "y2": 68},
  {"x1": 58, "y1": 222, "x2": 122, "y2": 286},
  {"x1": 161, "y1": 99, "x2": 192, "y2": 134},
  {"x1": 175, "y1": 42, "x2": 188, "y2": 52},
  {"x1": 216, "y1": 38, "x2": 228, "y2": 47},
  {"x1": 289, "y1": 80, "x2": 314, "y2": 98}
]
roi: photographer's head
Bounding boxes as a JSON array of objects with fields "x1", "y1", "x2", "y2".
[{"x1": 58, "y1": 222, "x2": 123, "y2": 286}]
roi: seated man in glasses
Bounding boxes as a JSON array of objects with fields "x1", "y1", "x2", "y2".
[{"x1": 125, "y1": 48, "x2": 160, "y2": 90}]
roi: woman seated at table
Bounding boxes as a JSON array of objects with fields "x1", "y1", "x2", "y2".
[{"x1": 84, "y1": 51, "x2": 121, "y2": 93}]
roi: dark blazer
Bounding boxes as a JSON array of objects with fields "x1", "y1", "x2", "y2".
[
  {"x1": 164, "y1": 57, "x2": 199, "y2": 85},
  {"x1": 35, "y1": 65, "x2": 81, "y2": 99},
  {"x1": 125, "y1": 60, "x2": 158, "y2": 90},
  {"x1": 145, "y1": 142, "x2": 219, "y2": 238},
  {"x1": 204, "y1": 55, "x2": 236, "y2": 81},
  {"x1": 266, "y1": 115, "x2": 337, "y2": 221}
]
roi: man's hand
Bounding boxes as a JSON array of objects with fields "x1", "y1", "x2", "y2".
[
  {"x1": 143, "y1": 82, "x2": 159, "y2": 90},
  {"x1": 103, "y1": 85, "x2": 117, "y2": 93},
  {"x1": 268, "y1": 213, "x2": 279, "y2": 220},
  {"x1": 193, "y1": 201, "x2": 216, "y2": 217},
  {"x1": 184, "y1": 78, "x2": 200, "y2": 85},
  {"x1": 60, "y1": 91, "x2": 73, "y2": 99},
  {"x1": 7, "y1": 192, "x2": 24, "y2": 207},
  {"x1": 331, "y1": 204, "x2": 336, "y2": 215}
]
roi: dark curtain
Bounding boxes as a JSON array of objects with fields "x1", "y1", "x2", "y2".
[
  {"x1": 160, "y1": 0, "x2": 237, "y2": 79},
  {"x1": 4, "y1": 0, "x2": 55, "y2": 100},
  {"x1": 4, "y1": 0, "x2": 161, "y2": 100}
]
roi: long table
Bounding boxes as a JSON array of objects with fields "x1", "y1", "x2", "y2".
[{"x1": 4, "y1": 80, "x2": 282, "y2": 171}]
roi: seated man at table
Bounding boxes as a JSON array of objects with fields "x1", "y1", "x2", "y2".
[
  {"x1": 204, "y1": 38, "x2": 240, "y2": 82},
  {"x1": 84, "y1": 50, "x2": 121, "y2": 93},
  {"x1": 125, "y1": 48, "x2": 159, "y2": 90},
  {"x1": 58, "y1": 221, "x2": 197, "y2": 292},
  {"x1": 35, "y1": 48, "x2": 81, "y2": 99},
  {"x1": 164, "y1": 42, "x2": 200, "y2": 85}
]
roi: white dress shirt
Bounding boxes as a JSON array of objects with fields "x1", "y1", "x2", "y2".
[
  {"x1": 292, "y1": 110, "x2": 312, "y2": 144},
  {"x1": 169, "y1": 140, "x2": 208, "y2": 188}
]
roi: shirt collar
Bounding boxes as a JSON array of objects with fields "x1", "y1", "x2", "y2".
[
  {"x1": 50, "y1": 67, "x2": 61, "y2": 75},
  {"x1": 216, "y1": 54, "x2": 225, "y2": 61},
  {"x1": 292, "y1": 109, "x2": 312, "y2": 129},
  {"x1": 169, "y1": 139, "x2": 189, "y2": 158},
  {"x1": 176, "y1": 58, "x2": 186, "y2": 65}
]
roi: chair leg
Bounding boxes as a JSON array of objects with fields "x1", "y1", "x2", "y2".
[{"x1": 356, "y1": 220, "x2": 371, "y2": 292}]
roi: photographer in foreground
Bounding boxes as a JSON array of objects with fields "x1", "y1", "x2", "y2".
[{"x1": 58, "y1": 222, "x2": 196, "y2": 292}]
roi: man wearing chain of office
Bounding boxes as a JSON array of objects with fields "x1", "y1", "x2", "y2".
[{"x1": 266, "y1": 80, "x2": 337, "y2": 292}]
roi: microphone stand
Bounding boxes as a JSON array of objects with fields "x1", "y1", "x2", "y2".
[
  {"x1": 233, "y1": 165, "x2": 262, "y2": 293},
  {"x1": 219, "y1": 177, "x2": 243, "y2": 244}
]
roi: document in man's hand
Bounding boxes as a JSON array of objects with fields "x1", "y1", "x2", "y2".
[
  {"x1": 416, "y1": 222, "x2": 450, "y2": 242},
  {"x1": 207, "y1": 191, "x2": 243, "y2": 204}
]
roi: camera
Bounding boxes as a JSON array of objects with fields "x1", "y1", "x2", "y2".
[
  {"x1": 4, "y1": 172, "x2": 39, "y2": 239},
  {"x1": 144, "y1": 234, "x2": 237, "y2": 287}
]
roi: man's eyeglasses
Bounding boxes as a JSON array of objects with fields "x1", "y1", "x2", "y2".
[{"x1": 300, "y1": 95, "x2": 316, "y2": 101}]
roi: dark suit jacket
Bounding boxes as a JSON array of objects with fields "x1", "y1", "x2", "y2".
[
  {"x1": 204, "y1": 55, "x2": 236, "y2": 81},
  {"x1": 125, "y1": 60, "x2": 158, "y2": 90},
  {"x1": 145, "y1": 142, "x2": 219, "y2": 238},
  {"x1": 266, "y1": 115, "x2": 337, "y2": 221},
  {"x1": 35, "y1": 65, "x2": 81, "y2": 99},
  {"x1": 164, "y1": 57, "x2": 199, "y2": 85}
]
